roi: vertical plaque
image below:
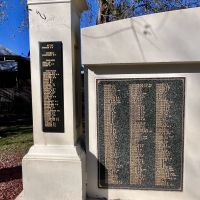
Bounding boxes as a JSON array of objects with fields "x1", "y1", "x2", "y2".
[
  {"x1": 97, "y1": 78, "x2": 185, "y2": 191},
  {"x1": 40, "y1": 42, "x2": 64, "y2": 133}
]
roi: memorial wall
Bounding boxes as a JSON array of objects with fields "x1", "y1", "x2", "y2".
[
  {"x1": 83, "y1": 7, "x2": 200, "y2": 200},
  {"x1": 97, "y1": 78, "x2": 185, "y2": 191}
]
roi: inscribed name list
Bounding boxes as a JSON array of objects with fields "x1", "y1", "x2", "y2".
[
  {"x1": 97, "y1": 78, "x2": 185, "y2": 190},
  {"x1": 40, "y1": 42, "x2": 64, "y2": 133}
]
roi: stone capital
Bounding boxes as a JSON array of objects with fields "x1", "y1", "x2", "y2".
[{"x1": 27, "y1": 0, "x2": 88, "y2": 13}]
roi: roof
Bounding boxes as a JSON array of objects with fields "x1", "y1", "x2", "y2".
[
  {"x1": 0, "y1": 45, "x2": 16, "y2": 56},
  {"x1": 0, "y1": 61, "x2": 18, "y2": 72}
]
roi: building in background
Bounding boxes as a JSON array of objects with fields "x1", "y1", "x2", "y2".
[{"x1": 0, "y1": 45, "x2": 32, "y2": 124}]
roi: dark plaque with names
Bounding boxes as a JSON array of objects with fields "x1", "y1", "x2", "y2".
[
  {"x1": 40, "y1": 41, "x2": 64, "y2": 133},
  {"x1": 97, "y1": 78, "x2": 185, "y2": 191}
]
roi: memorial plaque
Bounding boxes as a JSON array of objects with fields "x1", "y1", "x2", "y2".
[
  {"x1": 40, "y1": 42, "x2": 64, "y2": 133},
  {"x1": 97, "y1": 78, "x2": 185, "y2": 190}
]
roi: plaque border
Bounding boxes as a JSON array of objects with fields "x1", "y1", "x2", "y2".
[
  {"x1": 39, "y1": 41, "x2": 65, "y2": 133},
  {"x1": 96, "y1": 77, "x2": 185, "y2": 191}
]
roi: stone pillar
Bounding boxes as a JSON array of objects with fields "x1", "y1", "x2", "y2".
[{"x1": 20, "y1": 0, "x2": 87, "y2": 200}]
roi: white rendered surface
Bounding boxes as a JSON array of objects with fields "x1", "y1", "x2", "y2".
[
  {"x1": 19, "y1": 145, "x2": 86, "y2": 200},
  {"x1": 22, "y1": 145, "x2": 86, "y2": 200},
  {"x1": 20, "y1": 0, "x2": 87, "y2": 200},
  {"x1": 83, "y1": 8, "x2": 200, "y2": 199},
  {"x1": 28, "y1": 1, "x2": 75, "y2": 145},
  {"x1": 28, "y1": 0, "x2": 88, "y2": 12},
  {"x1": 82, "y1": 7, "x2": 200, "y2": 65},
  {"x1": 85, "y1": 64, "x2": 200, "y2": 200}
]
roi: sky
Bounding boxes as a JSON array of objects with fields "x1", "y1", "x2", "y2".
[
  {"x1": 0, "y1": 0, "x2": 199, "y2": 57},
  {"x1": 81, "y1": 0, "x2": 98, "y2": 28},
  {"x1": 0, "y1": 0, "x2": 97, "y2": 57},
  {"x1": 0, "y1": 0, "x2": 29, "y2": 56}
]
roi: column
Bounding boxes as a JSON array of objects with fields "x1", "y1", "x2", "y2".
[{"x1": 20, "y1": 0, "x2": 87, "y2": 200}]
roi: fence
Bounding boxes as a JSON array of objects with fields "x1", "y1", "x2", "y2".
[{"x1": 0, "y1": 87, "x2": 32, "y2": 115}]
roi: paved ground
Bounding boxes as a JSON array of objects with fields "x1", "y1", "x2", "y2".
[{"x1": 0, "y1": 152, "x2": 23, "y2": 200}]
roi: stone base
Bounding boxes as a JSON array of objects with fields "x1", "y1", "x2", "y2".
[
  {"x1": 15, "y1": 192, "x2": 23, "y2": 200},
  {"x1": 20, "y1": 145, "x2": 86, "y2": 200}
]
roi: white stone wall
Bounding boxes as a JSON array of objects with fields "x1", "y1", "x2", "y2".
[
  {"x1": 82, "y1": 7, "x2": 200, "y2": 65},
  {"x1": 82, "y1": 7, "x2": 200, "y2": 200},
  {"x1": 85, "y1": 64, "x2": 200, "y2": 200}
]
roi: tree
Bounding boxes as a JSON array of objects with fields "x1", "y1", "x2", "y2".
[
  {"x1": 97, "y1": 0, "x2": 115, "y2": 24},
  {"x1": 86, "y1": 0, "x2": 200, "y2": 25}
]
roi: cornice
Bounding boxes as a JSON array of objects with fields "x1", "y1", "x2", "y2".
[{"x1": 27, "y1": 0, "x2": 88, "y2": 12}]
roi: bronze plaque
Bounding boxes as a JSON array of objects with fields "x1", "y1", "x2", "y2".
[
  {"x1": 97, "y1": 78, "x2": 185, "y2": 190},
  {"x1": 40, "y1": 42, "x2": 64, "y2": 133}
]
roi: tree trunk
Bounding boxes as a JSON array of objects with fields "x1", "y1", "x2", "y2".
[{"x1": 97, "y1": 0, "x2": 115, "y2": 24}]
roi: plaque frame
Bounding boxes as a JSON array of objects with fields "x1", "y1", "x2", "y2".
[
  {"x1": 96, "y1": 77, "x2": 185, "y2": 191},
  {"x1": 40, "y1": 41, "x2": 65, "y2": 133}
]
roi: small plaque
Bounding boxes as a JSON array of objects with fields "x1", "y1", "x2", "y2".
[
  {"x1": 97, "y1": 78, "x2": 185, "y2": 190},
  {"x1": 40, "y1": 42, "x2": 64, "y2": 133}
]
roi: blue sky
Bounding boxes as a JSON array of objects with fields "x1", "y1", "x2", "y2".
[
  {"x1": 0, "y1": 0, "x2": 97, "y2": 57},
  {"x1": 81, "y1": 0, "x2": 98, "y2": 28},
  {"x1": 0, "y1": 0, "x2": 29, "y2": 56},
  {"x1": 0, "y1": 0, "x2": 199, "y2": 57}
]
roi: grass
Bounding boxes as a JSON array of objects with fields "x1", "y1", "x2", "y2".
[
  {"x1": 0, "y1": 125, "x2": 33, "y2": 153},
  {"x1": 0, "y1": 124, "x2": 33, "y2": 200}
]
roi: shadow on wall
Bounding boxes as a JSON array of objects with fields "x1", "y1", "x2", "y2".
[
  {"x1": 82, "y1": 8, "x2": 200, "y2": 64},
  {"x1": 82, "y1": 11, "x2": 170, "y2": 62},
  {"x1": 86, "y1": 152, "x2": 109, "y2": 200},
  {"x1": 84, "y1": 68, "x2": 108, "y2": 200}
]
